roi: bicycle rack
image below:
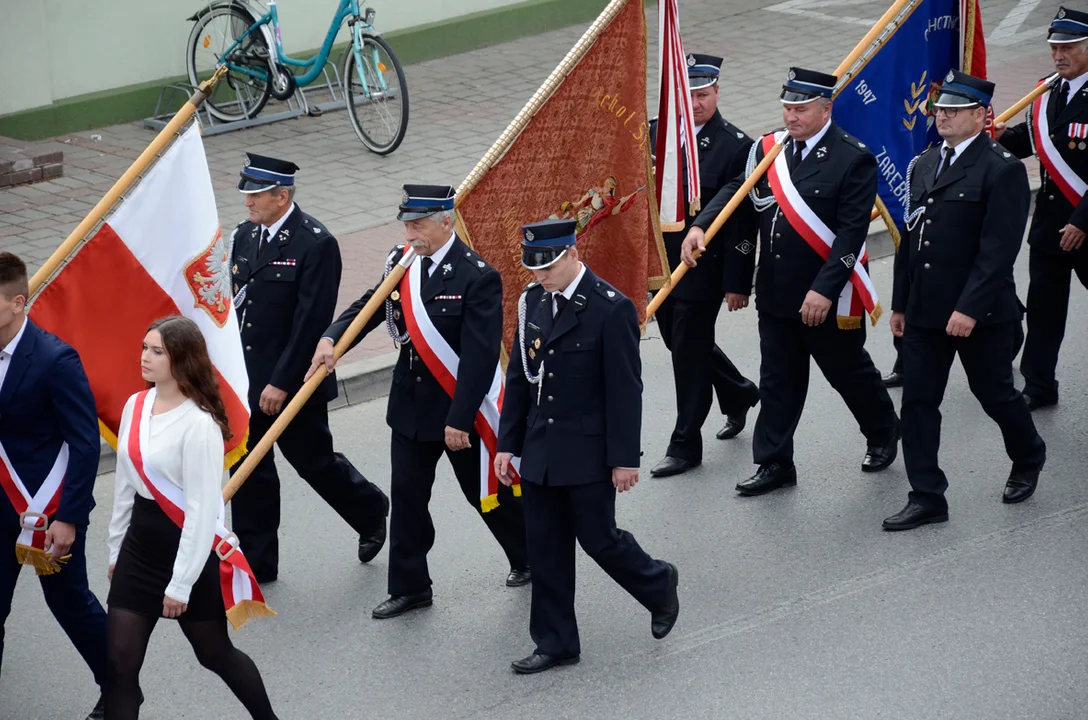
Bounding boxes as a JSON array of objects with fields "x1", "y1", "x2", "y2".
[{"x1": 142, "y1": 59, "x2": 347, "y2": 136}]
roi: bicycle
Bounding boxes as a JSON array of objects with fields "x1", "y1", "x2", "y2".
[{"x1": 186, "y1": 0, "x2": 409, "y2": 155}]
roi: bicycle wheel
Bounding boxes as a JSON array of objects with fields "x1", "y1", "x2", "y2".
[
  {"x1": 342, "y1": 33, "x2": 409, "y2": 155},
  {"x1": 186, "y1": 5, "x2": 272, "y2": 123}
]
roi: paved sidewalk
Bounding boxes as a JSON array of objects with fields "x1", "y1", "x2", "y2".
[{"x1": 1, "y1": 0, "x2": 1058, "y2": 366}]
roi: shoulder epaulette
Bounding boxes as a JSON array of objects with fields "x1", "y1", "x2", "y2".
[{"x1": 592, "y1": 279, "x2": 621, "y2": 302}]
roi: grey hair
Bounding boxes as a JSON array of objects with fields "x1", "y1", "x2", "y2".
[{"x1": 431, "y1": 209, "x2": 454, "y2": 226}]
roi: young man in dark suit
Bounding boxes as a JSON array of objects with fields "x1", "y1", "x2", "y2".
[
  {"x1": 0, "y1": 253, "x2": 108, "y2": 718},
  {"x1": 496, "y1": 220, "x2": 679, "y2": 675}
]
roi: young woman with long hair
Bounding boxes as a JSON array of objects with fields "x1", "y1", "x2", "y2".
[{"x1": 104, "y1": 316, "x2": 277, "y2": 719}]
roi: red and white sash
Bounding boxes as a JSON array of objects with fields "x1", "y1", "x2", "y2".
[
  {"x1": 763, "y1": 131, "x2": 882, "y2": 329},
  {"x1": 1032, "y1": 75, "x2": 1087, "y2": 207},
  {"x1": 127, "y1": 389, "x2": 274, "y2": 630},
  {"x1": 399, "y1": 258, "x2": 521, "y2": 511},
  {"x1": 0, "y1": 440, "x2": 67, "y2": 574}
]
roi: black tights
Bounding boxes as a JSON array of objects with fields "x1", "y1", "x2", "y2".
[{"x1": 105, "y1": 607, "x2": 277, "y2": 719}]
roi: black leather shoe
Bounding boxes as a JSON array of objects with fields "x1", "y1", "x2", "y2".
[
  {"x1": 86, "y1": 695, "x2": 105, "y2": 720},
  {"x1": 882, "y1": 502, "x2": 948, "y2": 531},
  {"x1": 86, "y1": 691, "x2": 142, "y2": 719},
  {"x1": 358, "y1": 495, "x2": 391, "y2": 563},
  {"x1": 736, "y1": 462, "x2": 797, "y2": 496},
  {"x1": 881, "y1": 371, "x2": 903, "y2": 388},
  {"x1": 716, "y1": 414, "x2": 747, "y2": 440},
  {"x1": 1003, "y1": 467, "x2": 1041, "y2": 504},
  {"x1": 651, "y1": 563, "x2": 680, "y2": 639},
  {"x1": 862, "y1": 427, "x2": 900, "y2": 473},
  {"x1": 506, "y1": 567, "x2": 531, "y2": 587},
  {"x1": 511, "y1": 653, "x2": 580, "y2": 675},
  {"x1": 650, "y1": 456, "x2": 695, "y2": 477},
  {"x1": 1022, "y1": 393, "x2": 1057, "y2": 411},
  {"x1": 372, "y1": 590, "x2": 433, "y2": 619}
]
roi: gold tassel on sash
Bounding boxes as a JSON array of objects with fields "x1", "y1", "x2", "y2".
[
  {"x1": 14, "y1": 544, "x2": 69, "y2": 576},
  {"x1": 226, "y1": 599, "x2": 278, "y2": 631},
  {"x1": 481, "y1": 494, "x2": 500, "y2": 513}
]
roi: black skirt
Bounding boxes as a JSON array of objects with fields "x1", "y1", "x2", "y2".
[{"x1": 108, "y1": 495, "x2": 225, "y2": 621}]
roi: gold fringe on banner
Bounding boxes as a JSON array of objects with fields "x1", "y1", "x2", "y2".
[{"x1": 15, "y1": 544, "x2": 68, "y2": 576}]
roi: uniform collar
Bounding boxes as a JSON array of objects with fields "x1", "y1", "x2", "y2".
[
  {"x1": 556, "y1": 262, "x2": 587, "y2": 301},
  {"x1": 0, "y1": 315, "x2": 27, "y2": 359},
  {"x1": 1064, "y1": 71, "x2": 1088, "y2": 96},
  {"x1": 261, "y1": 203, "x2": 297, "y2": 239},
  {"x1": 795, "y1": 117, "x2": 832, "y2": 153},
  {"x1": 940, "y1": 130, "x2": 983, "y2": 161},
  {"x1": 424, "y1": 231, "x2": 457, "y2": 269}
]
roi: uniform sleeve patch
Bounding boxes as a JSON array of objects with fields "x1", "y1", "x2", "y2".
[
  {"x1": 841, "y1": 253, "x2": 857, "y2": 269},
  {"x1": 737, "y1": 241, "x2": 754, "y2": 255}
]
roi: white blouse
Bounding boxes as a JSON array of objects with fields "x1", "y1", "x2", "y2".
[{"x1": 107, "y1": 394, "x2": 226, "y2": 604}]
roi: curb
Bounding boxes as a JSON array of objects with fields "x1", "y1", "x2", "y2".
[{"x1": 95, "y1": 175, "x2": 1044, "y2": 475}]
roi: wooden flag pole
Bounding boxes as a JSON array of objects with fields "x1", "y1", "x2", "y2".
[
  {"x1": 646, "y1": 0, "x2": 920, "y2": 319},
  {"x1": 222, "y1": 248, "x2": 417, "y2": 503},
  {"x1": 28, "y1": 66, "x2": 230, "y2": 296},
  {"x1": 995, "y1": 76, "x2": 1056, "y2": 125}
]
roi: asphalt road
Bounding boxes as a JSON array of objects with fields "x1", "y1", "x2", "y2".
[{"x1": 5, "y1": 251, "x2": 1088, "y2": 719}]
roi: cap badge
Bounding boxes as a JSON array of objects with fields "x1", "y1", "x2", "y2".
[
  {"x1": 687, "y1": 54, "x2": 696, "y2": 67},
  {"x1": 946, "y1": 70, "x2": 955, "y2": 83},
  {"x1": 788, "y1": 69, "x2": 796, "y2": 80},
  {"x1": 402, "y1": 190, "x2": 410, "y2": 204},
  {"x1": 242, "y1": 155, "x2": 251, "y2": 167},
  {"x1": 525, "y1": 229, "x2": 535, "y2": 242},
  {"x1": 1058, "y1": 8, "x2": 1066, "y2": 18}
]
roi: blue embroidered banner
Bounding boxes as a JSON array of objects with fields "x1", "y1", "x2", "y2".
[{"x1": 833, "y1": 0, "x2": 976, "y2": 231}]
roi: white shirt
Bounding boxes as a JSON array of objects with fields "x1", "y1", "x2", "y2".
[
  {"x1": 1062, "y1": 72, "x2": 1088, "y2": 98},
  {"x1": 0, "y1": 315, "x2": 27, "y2": 394},
  {"x1": 260, "y1": 203, "x2": 297, "y2": 246},
  {"x1": 108, "y1": 395, "x2": 226, "y2": 604},
  {"x1": 937, "y1": 131, "x2": 984, "y2": 176},
  {"x1": 794, "y1": 118, "x2": 832, "y2": 161},
  {"x1": 552, "y1": 262, "x2": 587, "y2": 317},
  {"x1": 422, "y1": 231, "x2": 457, "y2": 277}
]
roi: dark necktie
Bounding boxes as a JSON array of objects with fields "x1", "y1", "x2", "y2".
[
  {"x1": 554, "y1": 293, "x2": 568, "y2": 318},
  {"x1": 421, "y1": 256, "x2": 433, "y2": 278},
  {"x1": 259, "y1": 228, "x2": 271, "y2": 256},
  {"x1": 789, "y1": 140, "x2": 806, "y2": 173},
  {"x1": 1051, "y1": 80, "x2": 1070, "y2": 123},
  {"x1": 936, "y1": 147, "x2": 955, "y2": 180}
]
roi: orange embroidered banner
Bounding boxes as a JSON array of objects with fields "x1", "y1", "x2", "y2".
[{"x1": 455, "y1": 0, "x2": 667, "y2": 351}]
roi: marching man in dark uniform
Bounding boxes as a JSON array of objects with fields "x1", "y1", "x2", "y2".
[
  {"x1": 229, "y1": 153, "x2": 390, "y2": 583},
  {"x1": 648, "y1": 53, "x2": 761, "y2": 478},
  {"x1": 885, "y1": 73, "x2": 1047, "y2": 531},
  {"x1": 496, "y1": 220, "x2": 679, "y2": 675},
  {"x1": 682, "y1": 68, "x2": 900, "y2": 496},
  {"x1": 995, "y1": 6, "x2": 1088, "y2": 410},
  {"x1": 309, "y1": 185, "x2": 529, "y2": 620}
]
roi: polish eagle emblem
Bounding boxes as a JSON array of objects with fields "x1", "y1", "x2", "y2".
[{"x1": 184, "y1": 226, "x2": 232, "y2": 327}]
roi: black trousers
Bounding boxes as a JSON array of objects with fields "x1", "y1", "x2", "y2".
[
  {"x1": 388, "y1": 429, "x2": 527, "y2": 595},
  {"x1": 1021, "y1": 248, "x2": 1088, "y2": 402},
  {"x1": 753, "y1": 313, "x2": 898, "y2": 466},
  {"x1": 230, "y1": 401, "x2": 389, "y2": 580},
  {"x1": 655, "y1": 295, "x2": 759, "y2": 463},
  {"x1": 901, "y1": 321, "x2": 1046, "y2": 511},
  {"x1": 0, "y1": 526, "x2": 107, "y2": 687},
  {"x1": 890, "y1": 304, "x2": 1026, "y2": 376},
  {"x1": 521, "y1": 479, "x2": 670, "y2": 658}
]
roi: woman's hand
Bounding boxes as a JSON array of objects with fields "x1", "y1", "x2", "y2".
[
  {"x1": 163, "y1": 596, "x2": 188, "y2": 618},
  {"x1": 107, "y1": 564, "x2": 115, "y2": 583}
]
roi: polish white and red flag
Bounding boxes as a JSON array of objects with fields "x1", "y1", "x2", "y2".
[
  {"x1": 29, "y1": 124, "x2": 250, "y2": 465},
  {"x1": 653, "y1": 0, "x2": 700, "y2": 232}
]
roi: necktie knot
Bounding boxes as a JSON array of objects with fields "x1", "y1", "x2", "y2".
[
  {"x1": 554, "y1": 293, "x2": 568, "y2": 316},
  {"x1": 790, "y1": 140, "x2": 806, "y2": 172},
  {"x1": 936, "y1": 146, "x2": 955, "y2": 179},
  {"x1": 421, "y1": 256, "x2": 434, "y2": 277}
]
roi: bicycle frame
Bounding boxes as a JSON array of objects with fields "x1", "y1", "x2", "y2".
[{"x1": 216, "y1": 0, "x2": 370, "y2": 87}]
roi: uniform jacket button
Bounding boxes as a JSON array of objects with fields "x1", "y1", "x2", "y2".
[
  {"x1": 245, "y1": 345, "x2": 252, "y2": 351},
  {"x1": 958, "y1": 193, "x2": 964, "y2": 198},
  {"x1": 925, "y1": 219, "x2": 932, "y2": 225},
  {"x1": 246, "y1": 322, "x2": 252, "y2": 328},
  {"x1": 775, "y1": 233, "x2": 781, "y2": 238},
  {"x1": 415, "y1": 376, "x2": 422, "y2": 383},
  {"x1": 1048, "y1": 195, "x2": 1055, "y2": 201},
  {"x1": 276, "y1": 273, "x2": 281, "y2": 278},
  {"x1": 247, "y1": 299, "x2": 253, "y2": 305},
  {"x1": 923, "y1": 241, "x2": 930, "y2": 247},
  {"x1": 547, "y1": 418, "x2": 554, "y2": 425},
  {"x1": 927, "y1": 198, "x2": 934, "y2": 204},
  {"x1": 547, "y1": 372, "x2": 554, "y2": 379},
  {"x1": 547, "y1": 395, "x2": 553, "y2": 402},
  {"x1": 923, "y1": 263, "x2": 931, "y2": 269},
  {"x1": 548, "y1": 349, "x2": 555, "y2": 355},
  {"x1": 775, "y1": 254, "x2": 781, "y2": 260},
  {"x1": 814, "y1": 189, "x2": 820, "y2": 194}
]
